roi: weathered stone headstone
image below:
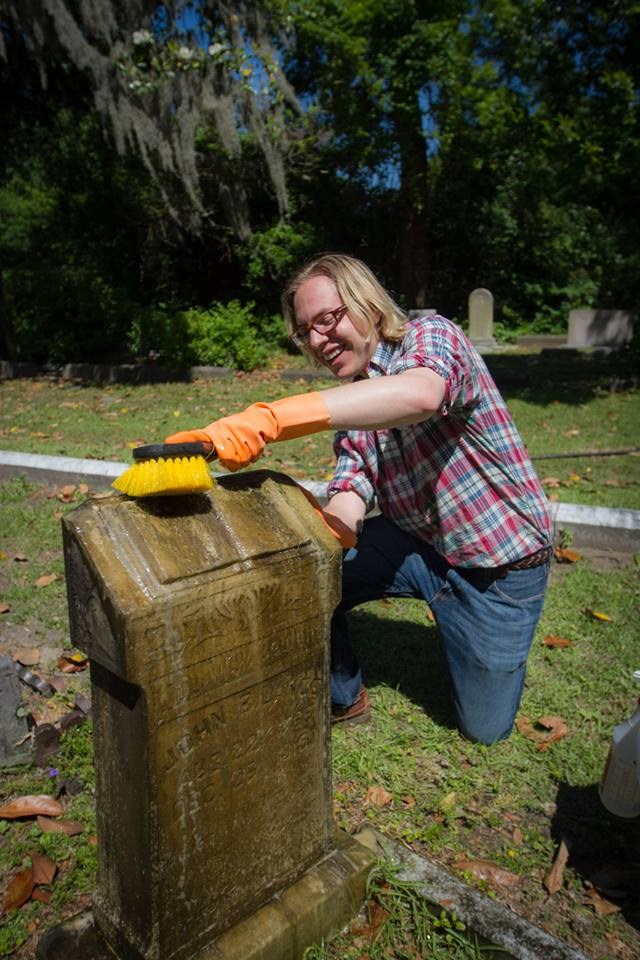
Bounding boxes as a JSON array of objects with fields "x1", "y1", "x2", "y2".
[
  {"x1": 468, "y1": 288, "x2": 496, "y2": 350},
  {"x1": 0, "y1": 655, "x2": 31, "y2": 767},
  {"x1": 55, "y1": 471, "x2": 373, "y2": 960},
  {"x1": 567, "y1": 308, "x2": 636, "y2": 347}
]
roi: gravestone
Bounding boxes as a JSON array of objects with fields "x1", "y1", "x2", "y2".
[
  {"x1": 567, "y1": 308, "x2": 636, "y2": 347},
  {"x1": 0, "y1": 655, "x2": 31, "y2": 767},
  {"x1": 468, "y1": 288, "x2": 496, "y2": 351},
  {"x1": 53, "y1": 471, "x2": 373, "y2": 960}
]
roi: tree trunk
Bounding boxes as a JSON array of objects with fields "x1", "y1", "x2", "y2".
[
  {"x1": 0, "y1": 270, "x2": 14, "y2": 359},
  {"x1": 393, "y1": 97, "x2": 429, "y2": 308}
]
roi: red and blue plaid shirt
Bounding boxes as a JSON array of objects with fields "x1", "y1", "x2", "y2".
[{"x1": 327, "y1": 315, "x2": 552, "y2": 568}]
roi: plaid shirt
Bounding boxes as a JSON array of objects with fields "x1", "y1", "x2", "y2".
[{"x1": 327, "y1": 315, "x2": 552, "y2": 568}]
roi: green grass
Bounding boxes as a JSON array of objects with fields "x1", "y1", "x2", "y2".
[
  {"x1": 1, "y1": 472, "x2": 639, "y2": 956},
  {"x1": 0, "y1": 354, "x2": 639, "y2": 504},
  {"x1": 0, "y1": 723, "x2": 96, "y2": 956},
  {"x1": 304, "y1": 861, "x2": 496, "y2": 959},
  {"x1": 1, "y1": 355, "x2": 639, "y2": 956},
  {"x1": 325, "y1": 558, "x2": 640, "y2": 957}
]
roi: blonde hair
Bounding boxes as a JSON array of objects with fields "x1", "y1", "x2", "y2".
[{"x1": 282, "y1": 253, "x2": 407, "y2": 355}]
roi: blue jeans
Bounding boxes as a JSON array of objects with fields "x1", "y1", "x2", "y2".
[{"x1": 331, "y1": 515, "x2": 550, "y2": 745}]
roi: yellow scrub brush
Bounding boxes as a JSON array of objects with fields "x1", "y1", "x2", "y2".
[{"x1": 112, "y1": 442, "x2": 215, "y2": 497}]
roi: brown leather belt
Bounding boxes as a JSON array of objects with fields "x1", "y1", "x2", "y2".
[
  {"x1": 456, "y1": 545, "x2": 553, "y2": 586},
  {"x1": 505, "y1": 544, "x2": 554, "y2": 571}
]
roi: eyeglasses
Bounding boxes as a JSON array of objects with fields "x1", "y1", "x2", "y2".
[{"x1": 290, "y1": 304, "x2": 348, "y2": 349}]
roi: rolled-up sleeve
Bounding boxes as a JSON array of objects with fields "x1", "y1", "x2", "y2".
[
  {"x1": 327, "y1": 431, "x2": 377, "y2": 512},
  {"x1": 392, "y1": 319, "x2": 479, "y2": 413}
]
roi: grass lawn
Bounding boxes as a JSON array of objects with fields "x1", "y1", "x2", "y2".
[
  {"x1": 1, "y1": 353, "x2": 639, "y2": 958},
  {"x1": 0, "y1": 348, "x2": 639, "y2": 506}
]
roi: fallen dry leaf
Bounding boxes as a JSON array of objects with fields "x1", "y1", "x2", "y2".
[
  {"x1": 36, "y1": 816, "x2": 84, "y2": 836},
  {"x1": 542, "y1": 635, "x2": 573, "y2": 649},
  {"x1": 33, "y1": 724, "x2": 61, "y2": 766},
  {"x1": 0, "y1": 602, "x2": 10, "y2": 614},
  {"x1": 0, "y1": 795, "x2": 64, "y2": 819},
  {"x1": 14, "y1": 647, "x2": 40, "y2": 666},
  {"x1": 364, "y1": 785, "x2": 393, "y2": 808},
  {"x1": 35, "y1": 573, "x2": 58, "y2": 589},
  {"x1": 31, "y1": 888, "x2": 52, "y2": 904},
  {"x1": 454, "y1": 858, "x2": 519, "y2": 889},
  {"x1": 367, "y1": 898, "x2": 391, "y2": 943},
  {"x1": 30, "y1": 852, "x2": 57, "y2": 886},
  {"x1": 78, "y1": 483, "x2": 89, "y2": 495},
  {"x1": 516, "y1": 716, "x2": 569, "y2": 751},
  {"x1": 586, "y1": 609, "x2": 614, "y2": 622},
  {"x1": 56, "y1": 484, "x2": 77, "y2": 502},
  {"x1": 3, "y1": 867, "x2": 34, "y2": 912},
  {"x1": 583, "y1": 886, "x2": 622, "y2": 917},
  {"x1": 536, "y1": 716, "x2": 569, "y2": 751},
  {"x1": 541, "y1": 476, "x2": 561, "y2": 488},
  {"x1": 544, "y1": 839, "x2": 570, "y2": 894},
  {"x1": 13, "y1": 553, "x2": 28, "y2": 562},
  {"x1": 57, "y1": 653, "x2": 88, "y2": 673},
  {"x1": 554, "y1": 547, "x2": 582, "y2": 564}
]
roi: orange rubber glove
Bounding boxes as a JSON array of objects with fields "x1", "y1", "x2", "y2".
[
  {"x1": 165, "y1": 392, "x2": 331, "y2": 471},
  {"x1": 297, "y1": 486, "x2": 357, "y2": 550}
]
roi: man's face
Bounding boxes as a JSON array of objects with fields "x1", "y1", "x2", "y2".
[{"x1": 293, "y1": 276, "x2": 378, "y2": 380}]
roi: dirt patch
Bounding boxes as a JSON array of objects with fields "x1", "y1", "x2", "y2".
[{"x1": 551, "y1": 545, "x2": 637, "y2": 584}]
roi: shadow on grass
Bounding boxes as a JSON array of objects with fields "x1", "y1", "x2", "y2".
[
  {"x1": 551, "y1": 781, "x2": 640, "y2": 931},
  {"x1": 486, "y1": 349, "x2": 639, "y2": 406},
  {"x1": 346, "y1": 607, "x2": 458, "y2": 732}
]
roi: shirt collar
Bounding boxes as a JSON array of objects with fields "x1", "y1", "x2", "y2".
[{"x1": 364, "y1": 336, "x2": 400, "y2": 377}]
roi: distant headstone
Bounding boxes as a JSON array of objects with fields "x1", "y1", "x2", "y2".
[
  {"x1": 0, "y1": 655, "x2": 31, "y2": 767},
  {"x1": 567, "y1": 309, "x2": 636, "y2": 348},
  {"x1": 54, "y1": 472, "x2": 374, "y2": 960},
  {"x1": 468, "y1": 289, "x2": 496, "y2": 350}
]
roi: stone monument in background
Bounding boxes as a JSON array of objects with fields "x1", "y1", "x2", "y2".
[
  {"x1": 567, "y1": 308, "x2": 636, "y2": 348},
  {"x1": 468, "y1": 288, "x2": 496, "y2": 351},
  {"x1": 43, "y1": 471, "x2": 373, "y2": 960}
]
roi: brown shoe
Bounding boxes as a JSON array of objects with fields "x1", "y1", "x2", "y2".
[{"x1": 331, "y1": 686, "x2": 371, "y2": 725}]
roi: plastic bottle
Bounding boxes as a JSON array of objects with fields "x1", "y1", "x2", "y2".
[{"x1": 599, "y1": 670, "x2": 640, "y2": 819}]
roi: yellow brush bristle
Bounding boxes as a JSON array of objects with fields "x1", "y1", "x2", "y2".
[{"x1": 112, "y1": 455, "x2": 214, "y2": 497}]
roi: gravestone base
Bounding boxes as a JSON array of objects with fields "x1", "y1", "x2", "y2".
[
  {"x1": 37, "y1": 831, "x2": 375, "y2": 960},
  {"x1": 469, "y1": 336, "x2": 496, "y2": 353}
]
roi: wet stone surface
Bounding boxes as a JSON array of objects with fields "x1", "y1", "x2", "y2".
[{"x1": 60, "y1": 471, "x2": 358, "y2": 960}]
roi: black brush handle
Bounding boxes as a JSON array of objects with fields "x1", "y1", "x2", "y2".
[{"x1": 132, "y1": 441, "x2": 217, "y2": 462}]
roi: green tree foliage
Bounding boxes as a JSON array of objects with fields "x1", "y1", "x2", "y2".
[
  {"x1": 0, "y1": 106, "x2": 176, "y2": 362},
  {"x1": 457, "y1": 0, "x2": 640, "y2": 328},
  {"x1": 0, "y1": 1, "x2": 637, "y2": 362},
  {"x1": 286, "y1": 0, "x2": 639, "y2": 325}
]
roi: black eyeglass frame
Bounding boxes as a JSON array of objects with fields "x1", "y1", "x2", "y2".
[{"x1": 289, "y1": 304, "x2": 348, "y2": 349}]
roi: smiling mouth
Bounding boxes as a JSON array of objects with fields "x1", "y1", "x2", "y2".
[{"x1": 323, "y1": 345, "x2": 344, "y2": 364}]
